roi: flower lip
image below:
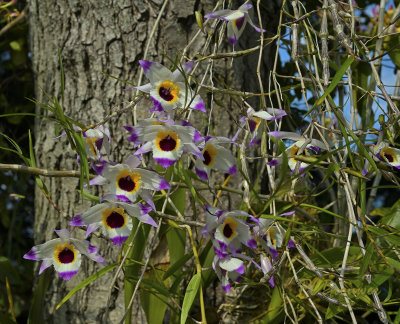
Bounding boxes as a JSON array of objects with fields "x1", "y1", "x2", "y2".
[
  {"x1": 223, "y1": 223, "x2": 234, "y2": 238},
  {"x1": 156, "y1": 131, "x2": 178, "y2": 152},
  {"x1": 222, "y1": 217, "x2": 238, "y2": 239},
  {"x1": 118, "y1": 176, "x2": 136, "y2": 191},
  {"x1": 204, "y1": 150, "x2": 212, "y2": 165},
  {"x1": 248, "y1": 118, "x2": 259, "y2": 133},
  {"x1": 203, "y1": 144, "x2": 217, "y2": 166},
  {"x1": 55, "y1": 244, "x2": 76, "y2": 264},
  {"x1": 116, "y1": 170, "x2": 141, "y2": 193},
  {"x1": 103, "y1": 209, "x2": 126, "y2": 229},
  {"x1": 381, "y1": 147, "x2": 395, "y2": 163},
  {"x1": 158, "y1": 80, "x2": 180, "y2": 103},
  {"x1": 86, "y1": 137, "x2": 98, "y2": 156},
  {"x1": 233, "y1": 16, "x2": 245, "y2": 30}
]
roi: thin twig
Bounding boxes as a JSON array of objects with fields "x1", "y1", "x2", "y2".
[
  {"x1": 0, "y1": 163, "x2": 86, "y2": 178},
  {"x1": 0, "y1": 7, "x2": 26, "y2": 37}
]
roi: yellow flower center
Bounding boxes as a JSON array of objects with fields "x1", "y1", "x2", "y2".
[
  {"x1": 102, "y1": 207, "x2": 127, "y2": 229},
  {"x1": 155, "y1": 131, "x2": 180, "y2": 152},
  {"x1": 222, "y1": 217, "x2": 238, "y2": 239},
  {"x1": 153, "y1": 121, "x2": 165, "y2": 126},
  {"x1": 380, "y1": 147, "x2": 396, "y2": 163},
  {"x1": 203, "y1": 144, "x2": 218, "y2": 167},
  {"x1": 116, "y1": 170, "x2": 141, "y2": 193},
  {"x1": 267, "y1": 228, "x2": 276, "y2": 247},
  {"x1": 158, "y1": 80, "x2": 180, "y2": 103},
  {"x1": 54, "y1": 244, "x2": 76, "y2": 264},
  {"x1": 86, "y1": 137, "x2": 98, "y2": 156}
]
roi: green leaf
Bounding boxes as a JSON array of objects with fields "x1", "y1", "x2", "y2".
[
  {"x1": 28, "y1": 130, "x2": 35, "y2": 167},
  {"x1": 325, "y1": 303, "x2": 343, "y2": 320},
  {"x1": 261, "y1": 286, "x2": 282, "y2": 322},
  {"x1": 56, "y1": 263, "x2": 118, "y2": 310},
  {"x1": 140, "y1": 269, "x2": 169, "y2": 324},
  {"x1": 59, "y1": 49, "x2": 65, "y2": 102},
  {"x1": 378, "y1": 199, "x2": 400, "y2": 230},
  {"x1": 359, "y1": 243, "x2": 375, "y2": 276},
  {"x1": 387, "y1": 257, "x2": 400, "y2": 273},
  {"x1": 370, "y1": 266, "x2": 394, "y2": 289},
  {"x1": 0, "y1": 257, "x2": 21, "y2": 285},
  {"x1": 124, "y1": 220, "x2": 150, "y2": 324},
  {"x1": 367, "y1": 226, "x2": 400, "y2": 246},
  {"x1": 385, "y1": 34, "x2": 400, "y2": 69},
  {"x1": 330, "y1": 103, "x2": 378, "y2": 173},
  {"x1": 166, "y1": 187, "x2": 187, "y2": 266},
  {"x1": 162, "y1": 252, "x2": 193, "y2": 281},
  {"x1": 180, "y1": 273, "x2": 201, "y2": 324},
  {"x1": 352, "y1": 61, "x2": 372, "y2": 128},
  {"x1": 311, "y1": 247, "x2": 361, "y2": 268},
  {"x1": 28, "y1": 269, "x2": 51, "y2": 324},
  {"x1": 305, "y1": 56, "x2": 354, "y2": 117},
  {"x1": 394, "y1": 305, "x2": 400, "y2": 324}
]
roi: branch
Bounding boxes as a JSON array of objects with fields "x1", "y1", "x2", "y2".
[
  {"x1": 0, "y1": 7, "x2": 27, "y2": 38},
  {"x1": 0, "y1": 163, "x2": 86, "y2": 178}
]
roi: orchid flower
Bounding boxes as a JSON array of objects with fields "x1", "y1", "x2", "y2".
[
  {"x1": 70, "y1": 198, "x2": 155, "y2": 246},
  {"x1": 212, "y1": 255, "x2": 245, "y2": 292},
  {"x1": 136, "y1": 60, "x2": 206, "y2": 115},
  {"x1": 133, "y1": 120, "x2": 203, "y2": 168},
  {"x1": 204, "y1": 207, "x2": 258, "y2": 256},
  {"x1": 372, "y1": 142, "x2": 400, "y2": 169},
  {"x1": 204, "y1": 3, "x2": 265, "y2": 45},
  {"x1": 125, "y1": 118, "x2": 202, "y2": 148},
  {"x1": 195, "y1": 137, "x2": 237, "y2": 181},
  {"x1": 267, "y1": 131, "x2": 326, "y2": 173},
  {"x1": 260, "y1": 254, "x2": 275, "y2": 288},
  {"x1": 237, "y1": 107, "x2": 287, "y2": 146},
  {"x1": 23, "y1": 229, "x2": 105, "y2": 281},
  {"x1": 83, "y1": 125, "x2": 111, "y2": 159},
  {"x1": 90, "y1": 155, "x2": 170, "y2": 210}
]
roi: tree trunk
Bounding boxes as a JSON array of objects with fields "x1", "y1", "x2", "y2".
[{"x1": 28, "y1": 0, "x2": 281, "y2": 322}]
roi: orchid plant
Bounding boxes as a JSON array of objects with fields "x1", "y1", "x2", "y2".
[{"x1": 15, "y1": 1, "x2": 400, "y2": 323}]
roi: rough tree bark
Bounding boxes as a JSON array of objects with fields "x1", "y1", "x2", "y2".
[{"x1": 28, "y1": 0, "x2": 281, "y2": 322}]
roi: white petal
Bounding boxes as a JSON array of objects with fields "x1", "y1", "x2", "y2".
[
  {"x1": 80, "y1": 203, "x2": 112, "y2": 225},
  {"x1": 219, "y1": 257, "x2": 244, "y2": 272},
  {"x1": 32, "y1": 239, "x2": 61, "y2": 260},
  {"x1": 139, "y1": 60, "x2": 172, "y2": 84},
  {"x1": 135, "y1": 83, "x2": 153, "y2": 93}
]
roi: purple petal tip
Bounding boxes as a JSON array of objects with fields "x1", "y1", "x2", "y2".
[
  {"x1": 185, "y1": 61, "x2": 194, "y2": 71},
  {"x1": 228, "y1": 165, "x2": 237, "y2": 175},
  {"x1": 268, "y1": 276, "x2": 275, "y2": 288},
  {"x1": 222, "y1": 284, "x2": 231, "y2": 293},
  {"x1": 246, "y1": 239, "x2": 257, "y2": 249},
  {"x1": 110, "y1": 236, "x2": 128, "y2": 246},
  {"x1": 69, "y1": 215, "x2": 84, "y2": 226},
  {"x1": 150, "y1": 97, "x2": 164, "y2": 112},
  {"x1": 158, "y1": 178, "x2": 171, "y2": 190},
  {"x1": 140, "y1": 204, "x2": 152, "y2": 215},
  {"x1": 59, "y1": 270, "x2": 78, "y2": 281},
  {"x1": 23, "y1": 248, "x2": 38, "y2": 261},
  {"x1": 195, "y1": 167, "x2": 208, "y2": 181},
  {"x1": 194, "y1": 100, "x2": 206, "y2": 113},
  {"x1": 267, "y1": 159, "x2": 278, "y2": 166},
  {"x1": 139, "y1": 60, "x2": 152, "y2": 72},
  {"x1": 287, "y1": 240, "x2": 295, "y2": 248},
  {"x1": 236, "y1": 263, "x2": 245, "y2": 275},
  {"x1": 89, "y1": 244, "x2": 98, "y2": 254},
  {"x1": 154, "y1": 157, "x2": 176, "y2": 168},
  {"x1": 228, "y1": 37, "x2": 238, "y2": 45}
]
